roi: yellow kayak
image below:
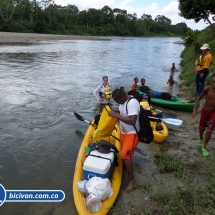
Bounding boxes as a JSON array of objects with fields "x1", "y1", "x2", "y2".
[
  {"x1": 73, "y1": 107, "x2": 123, "y2": 215},
  {"x1": 149, "y1": 108, "x2": 169, "y2": 144},
  {"x1": 140, "y1": 102, "x2": 169, "y2": 144},
  {"x1": 150, "y1": 119, "x2": 169, "y2": 143}
]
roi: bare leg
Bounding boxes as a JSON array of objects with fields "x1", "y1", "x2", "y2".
[
  {"x1": 123, "y1": 159, "x2": 134, "y2": 191},
  {"x1": 199, "y1": 129, "x2": 204, "y2": 140},
  {"x1": 202, "y1": 129, "x2": 212, "y2": 150}
]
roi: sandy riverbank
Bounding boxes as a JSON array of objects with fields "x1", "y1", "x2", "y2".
[{"x1": 0, "y1": 32, "x2": 107, "y2": 43}]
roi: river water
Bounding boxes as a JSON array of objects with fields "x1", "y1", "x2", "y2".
[{"x1": 0, "y1": 37, "x2": 184, "y2": 215}]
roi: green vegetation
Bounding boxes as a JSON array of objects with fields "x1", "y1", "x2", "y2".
[
  {"x1": 154, "y1": 153, "x2": 186, "y2": 177},
  {"x1": 0, "y1": 1, "x2": 190, "y2": 36},
  {"x1": 109, "y1": 142, "x2": 215, "y2": 215},
  {"x1": 178, "y1": 0, "x2": 215, "y2": 31},
  {"x1": 150, "y1": 150, "x2": 215, "y2": 215},
  {"x1": 179, "y1": 26, "x2": 215, "y2": 95}
]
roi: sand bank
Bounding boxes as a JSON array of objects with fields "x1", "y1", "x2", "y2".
[{"x1": 0, "y1": 32, "x2": 106, "y2": 43}]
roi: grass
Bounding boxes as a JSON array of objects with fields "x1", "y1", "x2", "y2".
[
  {"x1": 142, "y1": 152, "x2": 215, "y2": 215},
  {"x1": 110, "y1": 202, "x2": 151, "y2": 215},
  {"x1": 150, "y1": 151, "x2": 215, "y2": 215},
  {"x1": 154, "y1": 153, "x2": 184, "y2": 174},
  {"x1": 149, "y1": 182, "x2": 215, "y2": 215},
  {"x1": 109, "y1": 146, "x2": 215, "y2": 215}
]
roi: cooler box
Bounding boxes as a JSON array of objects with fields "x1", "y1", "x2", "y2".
[{"x1": 83, "y1": 150, "x2": 115, "y2": 180}]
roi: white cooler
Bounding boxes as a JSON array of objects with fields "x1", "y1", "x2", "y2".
[{"x1": 83, "y1": 150, "x2": 115, "y2": 180}]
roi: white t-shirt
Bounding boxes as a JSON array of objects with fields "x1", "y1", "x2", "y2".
[{"x1": 119, "y1": 98, "x2": 140, "y2": 134}]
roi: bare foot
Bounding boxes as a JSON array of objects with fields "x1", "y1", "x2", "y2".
[{"x1": 126, "y1": 180, "x2": 134, "y2": 192}]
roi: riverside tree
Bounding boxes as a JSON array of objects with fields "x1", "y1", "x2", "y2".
[{"x1": 178, "y1": 0, "x2": 215, "y2": 31}]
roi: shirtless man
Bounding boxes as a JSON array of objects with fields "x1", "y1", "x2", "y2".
[
  {"x1": 192, "y1": 73, "x2": 215, "y2": 157},
  {"x1": 167, "y1": 75, "x2": 175, "y2": 86},
  {"x1": 170, "y1": 63, "x2": 178, "y2": 73}
]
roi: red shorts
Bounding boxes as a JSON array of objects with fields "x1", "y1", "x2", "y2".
[
  {"x1": 199, "y1": 108, "x2": 215, "y2": 132},
  {"x1": 120, "y1": 133, "x2": 139, "y2": 160}
]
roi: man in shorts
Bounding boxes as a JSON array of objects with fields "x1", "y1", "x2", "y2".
[
  {"x1": 192, "y1": 73, "x2": 215, "y2": 157},
  {"x1": 108, "y1": 89, "x2": 140, "y2": 191}
]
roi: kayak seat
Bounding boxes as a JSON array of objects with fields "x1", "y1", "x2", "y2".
[
  {"x1": 155, "y1": 123, "x2": 163, "y2": 131},
  {"x1": 171, "y1": 97, "x2": 177, "y2": 102}
]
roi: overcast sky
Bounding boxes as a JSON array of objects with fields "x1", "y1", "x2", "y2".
[{"x1": 54, "y1": 0, "x2": 208, "y2": 30}]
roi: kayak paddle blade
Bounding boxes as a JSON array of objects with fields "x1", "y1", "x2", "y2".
[
  {"x1": 74, "y1": 112, "x2": 84, "y2": 121},
  {"x1": 161, "y1": 118, "x2": 183, "y2": 126},
  {"x1": 148, "y1": 116, "x2": 183, "y2": 126}
]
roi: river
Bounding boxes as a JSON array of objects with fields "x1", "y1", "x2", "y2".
[{"x1": 0, "y1": 37, "x2": 184, "y2": 215}]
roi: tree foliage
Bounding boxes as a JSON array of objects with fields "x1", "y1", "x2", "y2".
[
  {"x1": 178, "y1": 0, "x2": 215, "y2": 31},
  {"x1": 0, "y1": 0, "x2": 15, "y2": 23},
  {"x1": 0, "y1": 2, "x2": 191, "y2": 36}
]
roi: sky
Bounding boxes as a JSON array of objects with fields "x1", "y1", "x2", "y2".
[{"x1": 54, "y1": 0, "x2": 208, "y2": 30}]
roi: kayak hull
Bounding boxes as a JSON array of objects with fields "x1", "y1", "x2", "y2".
[
  {"x1": 150, "y1": 97, "x2": 199, "y2": 112},
  {"x1": 150, "y1": 119, "x2": 168, "y2": 143},
  {"x1": 73, "y1": 121, "x2": 122, "y2": 215},
  {"x1": 150, "y1": 109, "x2": 168, "y2": 143}
]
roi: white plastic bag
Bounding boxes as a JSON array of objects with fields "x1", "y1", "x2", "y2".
[
  {"x1": 86, "y1": 177, "x2": 113, "y2": 201},
  {"x1": 77, "y1": 180, "x2": 88, "y2": 196}
]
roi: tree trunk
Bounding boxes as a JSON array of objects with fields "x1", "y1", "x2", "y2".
[{"x1": 205, "y1": 15, "x2": 215, "y2": 32}]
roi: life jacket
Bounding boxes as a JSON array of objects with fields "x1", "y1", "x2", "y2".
[
  {"x1": 195, "y1": 55, "x2": 203, "y2": 66},
  {"x1": 99, "y1": 83, "x2": 112, "y2": 99},
  {"x1": 196, "y1": 52, "x2": 212, "y2": 67}
]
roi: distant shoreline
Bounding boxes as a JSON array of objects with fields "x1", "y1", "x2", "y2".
[
  {"x1": 0, "y1": 32, "x2": 108, "y2": 43},
  {"x1": 0, "y1": 32, "x2": 182, "y2": 43}
]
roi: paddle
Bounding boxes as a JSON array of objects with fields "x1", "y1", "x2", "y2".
[
  {"x1": 188, "y1": 97, "x2": 197, "y2": 103},
  {"x1": 153, "y1": 109, "x2": 178, "y2": 118},
  {"x1": 74, "y1": 112, "x2": 147, "y2": 156},
  {"x1": 148, "y1": 116, "x2": 183, "y2": 126}
]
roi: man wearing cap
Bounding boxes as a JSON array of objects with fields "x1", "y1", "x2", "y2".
[{"x1": 195, "y1": 43, "x2": 213, "y2": 95}]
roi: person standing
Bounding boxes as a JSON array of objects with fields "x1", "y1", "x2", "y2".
[
  {"x1": 170, "y1": 63, "x2": 178, "y2": 75},
  {"x1": 195, "y1": 43, "x2": 213, "y2": 96},
  {"x1": 120, "y1": 86, "x2": 125, "y2": 92},
  {"x1": 167, "y1": 75, "x2": 175, "y2": 86},
  {"x1": 140, "y1": 78, "x2": 145, "y2": 86},
  {"x1": 130, "y1": 77, "x2": 139, "y2": 90},
  {"x1": 93, "y1": 76, "x2": 112, "y2": 104},
  {"x1": 108, "y1": 89, "x2": 140, "y2": 191},
  {"x1": 192, "y1": 73, "x2": 215, "y2": 157}
]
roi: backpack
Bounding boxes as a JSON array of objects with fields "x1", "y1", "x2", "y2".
[
  {"x1": 126, "y1": 97, "x2": 154, "y2": 144},
  {"x1": 138, "y1": 86, "x2": 150, "y2": 93},
  {"x1": 88, "y1": 140, "x2": 119, "y2": 167},
  {"x1": 127, "y1": 90, "x2": 143, "y2": 102},
  {"x1": 127, "y1": 89, "x2": 151, "y2": 104},
  {"x1": 160, "y1": 92, "x2": 172, "y2": 100}
]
